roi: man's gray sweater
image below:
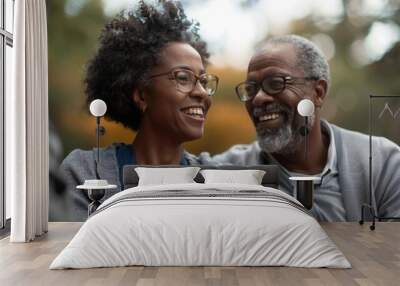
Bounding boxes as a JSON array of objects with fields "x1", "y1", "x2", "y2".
[{"x1": 203, "y1": 123, "x2": 400, "y2": 221}]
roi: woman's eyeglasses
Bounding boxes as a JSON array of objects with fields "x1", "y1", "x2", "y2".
[
  {"x1": 148, "y1": 68, "x2": 219, "y2": 96},
  {"x1": 235, "y1": 75, "x2": 318, "y2": 102}
]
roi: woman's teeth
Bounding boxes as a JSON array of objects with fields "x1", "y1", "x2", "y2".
[
  {"x1": 182, "y1": 107, "x2": 204, "y2": 117},
  {"x1": 258, "y1": 113, "x2": 280, "y2": 122}
]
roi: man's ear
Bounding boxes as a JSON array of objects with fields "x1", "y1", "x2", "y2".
[
  {"x1": 132, "y1": 89, "x2": 147, "y2": 113},
  {"x1": 314, "y1": 79, "x2": 328, "y2": 108}
]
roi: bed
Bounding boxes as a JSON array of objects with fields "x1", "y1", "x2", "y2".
[{"x1": 50, "y1": 165, "x2": 350, "y2": 269}]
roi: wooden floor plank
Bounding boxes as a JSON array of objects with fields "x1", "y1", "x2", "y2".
[{"x1": 0, "y1": 222, "x2": 400, "y2": 286}]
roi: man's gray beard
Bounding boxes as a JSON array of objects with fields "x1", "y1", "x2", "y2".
[{"x1": 257, "y1": 115, "x2": 315, "y2": 155}]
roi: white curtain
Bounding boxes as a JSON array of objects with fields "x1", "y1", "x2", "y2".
[{"x1": 6, "y1": 0, "x2": 49, "y2": 242}]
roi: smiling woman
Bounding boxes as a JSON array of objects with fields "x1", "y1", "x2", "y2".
[{"x1": 57, "y1": 0, "x2": 218, "y2": 222}]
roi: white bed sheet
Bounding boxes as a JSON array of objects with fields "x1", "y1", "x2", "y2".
[{"x1": 50, "y1": 183, "x2": 351, "y2": 269}]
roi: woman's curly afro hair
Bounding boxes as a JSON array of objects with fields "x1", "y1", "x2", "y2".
[{"x1": 84, "y1": 0, "x2": 209, "y2": 131}]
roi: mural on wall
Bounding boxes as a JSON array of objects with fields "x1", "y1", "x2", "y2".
[{"x1": 48, "y1": 0, "x2": 400, "y2": 158}]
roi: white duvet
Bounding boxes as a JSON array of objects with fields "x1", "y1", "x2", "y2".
[{"x1": 50, "y1": 183, "x2": 351, "y2": 269}]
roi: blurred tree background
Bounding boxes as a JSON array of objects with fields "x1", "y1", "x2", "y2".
[{"x1": 47, "y1": 0, "x2": 400, "y2": 160}]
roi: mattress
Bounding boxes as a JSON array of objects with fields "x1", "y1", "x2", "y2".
[{"x1": 50, "y1": 183, "x2": 351, "y2": 269}]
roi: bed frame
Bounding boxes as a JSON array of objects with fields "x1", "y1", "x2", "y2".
[{"x1": 122, "y1": 165, "x2": 280, "y2": 190}]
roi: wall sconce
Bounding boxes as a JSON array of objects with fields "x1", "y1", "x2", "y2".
[
  {"x1": 76, "y1": 99, "x2": 116, "y2": 216},
  {"x1": 89, "y1": 99, "x2": 107, "y2": 178},
  {"x1": 290, "y1": 99, "x2": 319, "y2": 210}
]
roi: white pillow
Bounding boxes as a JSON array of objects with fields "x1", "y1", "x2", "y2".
[
  {"x1": 135, "y1": 167, "x2": 200, "y2": 186},
  {"x1": 200, "y1": 169, "x2": 266, "y2": 185}
]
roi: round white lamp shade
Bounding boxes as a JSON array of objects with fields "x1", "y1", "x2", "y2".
[
  {"x1": 297, "y1": 99, "x2": 315, "y2": 117},
  {"x1": 89, "y1": 99, "x2": 107, "y2": 117}
]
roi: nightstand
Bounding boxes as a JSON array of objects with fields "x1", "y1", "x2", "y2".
[{"x1": 77, "y1": 180, "x2": 117, "y2": 216}]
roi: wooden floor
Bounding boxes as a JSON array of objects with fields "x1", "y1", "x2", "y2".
[{"x1": 0, "y1": 222, "x2": 399, "y2": 286}]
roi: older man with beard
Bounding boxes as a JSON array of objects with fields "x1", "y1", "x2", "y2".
[{"x1": 202, "y1": 35, "x2": 400, "y2": 222}]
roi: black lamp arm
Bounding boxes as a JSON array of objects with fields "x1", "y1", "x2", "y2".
[
  {"x1": 95, "y1": 117, "x2": 101, "y2": 180},
  {"x1": 305, "y1": 116, "x2": 308, "y2": 161}
]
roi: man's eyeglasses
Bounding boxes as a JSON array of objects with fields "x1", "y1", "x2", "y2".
[
  {"x1": 235, "y1": 75, "x2": 318, "y2": 102},
  {"x1": 148, "y1": 68, "x2": 219, "y2": 96}
]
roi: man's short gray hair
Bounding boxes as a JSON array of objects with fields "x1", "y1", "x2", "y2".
[{"x1": 262, "y1": 35, "x2": 331, "y2": 90}]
